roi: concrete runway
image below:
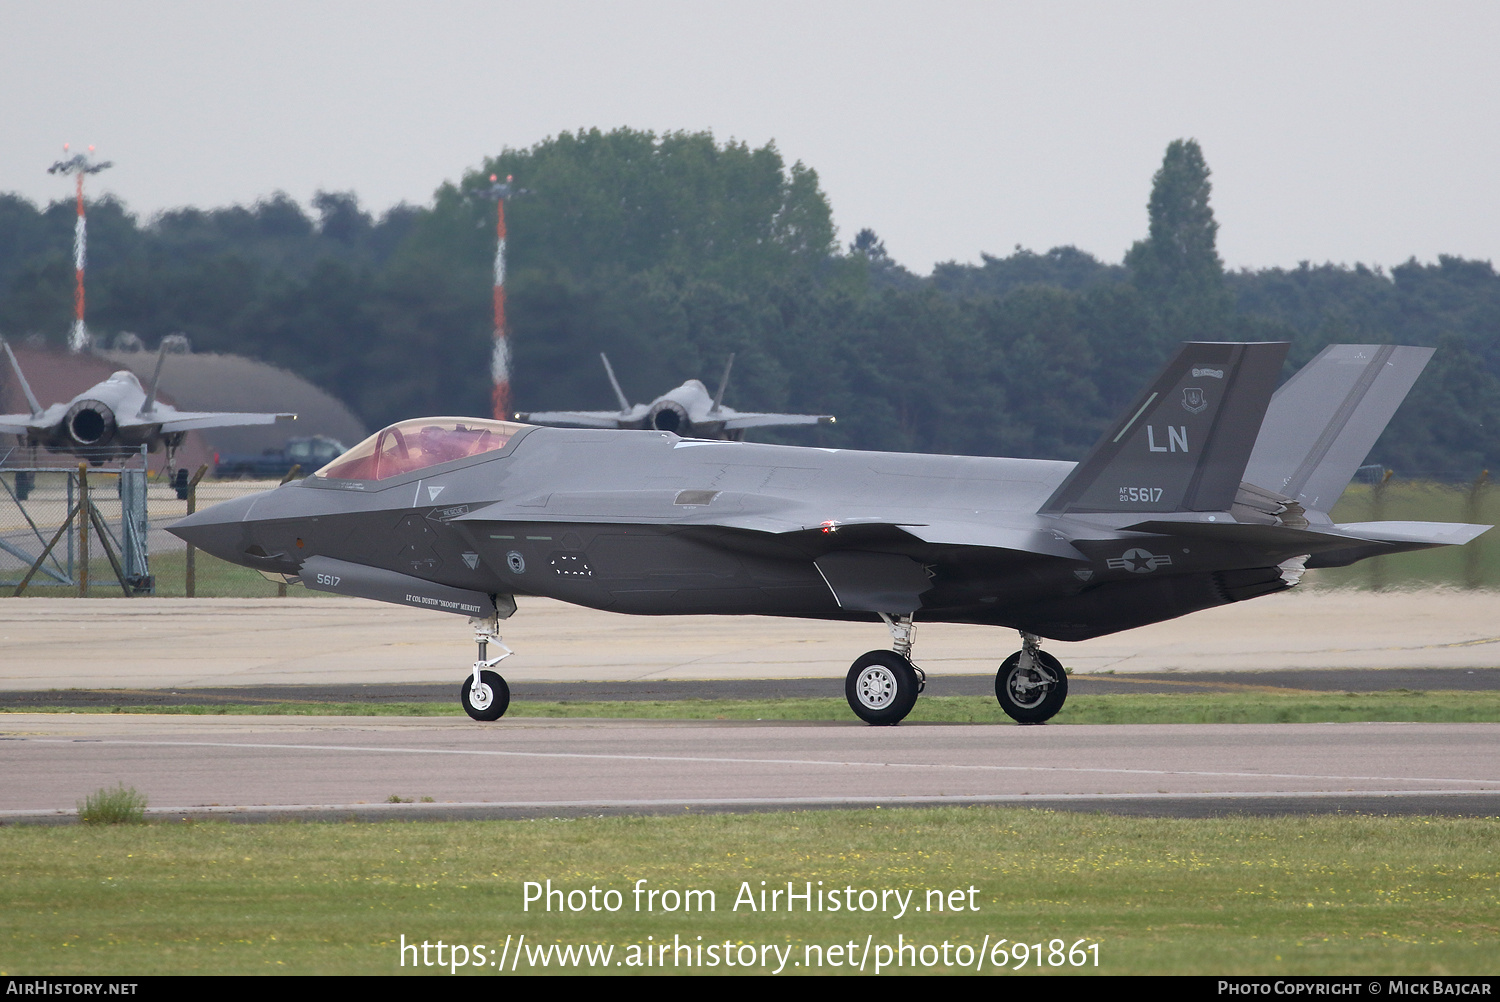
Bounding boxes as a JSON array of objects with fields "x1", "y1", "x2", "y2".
[
  {"x1": 2, "y1": 587, "x2": 1499, "y2": 691},
  {"x1": 3, "y1": 713, "x2": 1497, "y2": 822},
  {"x1": 3, "y1": 588, "x2": 1498, "y2": 822}
]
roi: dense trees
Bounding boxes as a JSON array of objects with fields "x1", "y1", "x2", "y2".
[
  {"x1": 1124, "y1": 139, "x2": 1232, "y2": 346},
  {"x1": 1, "y1": 131, "x2": 1497, "y2": 476}
]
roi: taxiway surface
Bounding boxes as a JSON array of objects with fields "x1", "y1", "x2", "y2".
[
  {"x1": 4, "y1": 588, "x2": 1497, "y2": 821},
  {"x1": 2, "y1": 588, "x2": 1498, "y2": 691},
  {"x1": 3, "y1": 714, "x2": 1497, "y2": 822}
]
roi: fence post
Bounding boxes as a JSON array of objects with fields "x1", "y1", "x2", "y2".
[
  {"x1": 66, "y1": 471, "x2": 74, "y2": 584},
  {"x1": 184, "y1": 464, "x2": 209, "y2": 597},
  {"x1": 1466, "y1": 470, "x2": 1489, "y2": 590},
  {"x1": 77, "y1": 463, "x2": 90, "y2": 597},
  {"x1": 1369, "y1": 469, "x2": 1392, "y2": 591}
]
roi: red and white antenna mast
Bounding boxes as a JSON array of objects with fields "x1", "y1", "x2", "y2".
[
  {"x1": 48, "y1": 145, "x2": 113, "y2": 353},
  {"x1": 475, "y1": 173, "x2": 521, "y2": 420}
]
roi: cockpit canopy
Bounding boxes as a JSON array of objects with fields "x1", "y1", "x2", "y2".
[{"x1": 314, "y1": 417, "x2": 529, "y2": 481}]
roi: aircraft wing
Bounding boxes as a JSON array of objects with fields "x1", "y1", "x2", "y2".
[
  {"x1": 0, "y1": 414, "x2": 42, "y2": 435},
  {"x1": 720, "y1": 412, "x2": 835, "y2": 431},
  {"x1": 452, "y1": 490, "x2": 1083, "y2": 560},
  {"x1": 146, "y1": 412, "x2": 297, "y2": 433}
]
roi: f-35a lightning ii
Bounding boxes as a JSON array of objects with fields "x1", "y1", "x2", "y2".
[
  {"x1": 170, "y1": 341, "x2": 1489, "y2": 726},
  {"x1": 0, "y1": 338, "x2": 296, "y2": 465},
  {"x1": 515, "y1": 352, "x2": 834, "y2": 440}
]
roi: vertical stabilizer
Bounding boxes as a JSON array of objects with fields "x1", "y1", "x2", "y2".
[
  {"x1": 1041, "y1": 341, "x2": 1288, "y2": 514},
  {"x1": 599, "y1": 353, "x2": 632, "y2": 414},
  {"x1": 711, "y1": 353, "x2": 735, "y2": 414},
  {"x1": 0, "y1": 338, "x2": 44, "y2": 418},
  {"x1": 138, "y1": 339, "x2": 170, "y2": 417},
  {"x1": 1243, "y1": 344, "x2": 1433, "y2": 512}
]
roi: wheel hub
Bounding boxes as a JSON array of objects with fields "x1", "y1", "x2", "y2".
[
  {"x1": 469, "y1": 681, "x2": 493, "y2": 711},
  {"x1": 855, "y1": 665, "x2": 898, "y2": 710},
  {"x1": 1008, "y1": 669, "x2": 1052, "y2": 709}
]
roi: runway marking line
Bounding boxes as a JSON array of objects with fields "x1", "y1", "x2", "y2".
[{"x1": 25, "y1": 736, "x2": 1500, "y2": 789}]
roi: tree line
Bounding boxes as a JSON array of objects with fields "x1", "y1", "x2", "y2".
[{"x1": 2, "y1": 129, "x2": 1497, "y2": 477}]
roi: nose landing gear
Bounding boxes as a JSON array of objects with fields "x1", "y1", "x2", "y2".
[{"x1": 461, "y1": 616, "x2": 513, "y2": 721}]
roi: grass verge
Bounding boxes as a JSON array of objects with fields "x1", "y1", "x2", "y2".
[
  {"x1": 76, "y1": 784, "x2": 148, "y2": 826},
  {"x1": 8, "y1": 691, "x2": 1500, "y2": 724},
  {"x1": 0, "y1": 808, "x2": 1494, "y2": 975}
]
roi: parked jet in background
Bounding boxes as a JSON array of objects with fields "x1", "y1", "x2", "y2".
[
  {"x1": 0, "y1": 337, "x2": 296, "y2": 466},
  {"x1": 171, "y1": 342, "x2": 1488, "y2": 727},
  {"x1": 516, "y1": 353, "x2": 834, "y2": 440}
]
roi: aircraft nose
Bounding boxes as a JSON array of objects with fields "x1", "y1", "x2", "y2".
[{"x1": 167, "y1": 494, "x2": 260, "y2": 564}]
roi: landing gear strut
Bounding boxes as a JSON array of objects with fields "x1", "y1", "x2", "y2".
[
  {"x1": 844, "y1": 613, "x2": 925, "y2": 726},
  {"x1": 995, "y1": 632, "x2": 1067, "y2": 724},
  {"x1": 461, "y1": 615, "x2": 513, "y2": 721}
]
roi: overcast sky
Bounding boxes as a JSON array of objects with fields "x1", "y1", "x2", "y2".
[{"x1": 3, "y1": 1, "x2": 1497, "y2": 275}]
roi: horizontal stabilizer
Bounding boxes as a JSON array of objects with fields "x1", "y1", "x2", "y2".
[
  {"x1": 1042, "y1": 341, "x2": 1288, "y2": 515},
  {"x1": 1243, "y1": 344, "x2": 1433, "y2": 512},
  {"x1": 1305, "y1": 521, "x2": 1491, "y2": 569},
  {"x1": 1124, "y1": 516, "x2": 1489, "y2": 560},
  {"x1": 1335, "y1": 520, "x2": 1490, "y2": 548}
]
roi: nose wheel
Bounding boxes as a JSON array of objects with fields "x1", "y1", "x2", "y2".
[
  {"x1": 461, "y1": 669, "x2": 510, "y2": 721},
  {"x1": 996, "y1": 633, "x2": 1067, "y2": 723}
]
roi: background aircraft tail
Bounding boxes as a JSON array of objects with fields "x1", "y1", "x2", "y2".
[
  {"x1": 1241, "y1": 344, "x2": 1433, "y2": 513},
  {"x1": 1, "y1": 337, "x2": 44, "y2": 418},
  {"x1": 1041, "y1": 341, "x2": 1288, "y2": 515}
]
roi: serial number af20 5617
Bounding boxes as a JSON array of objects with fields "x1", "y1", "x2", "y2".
[
  {"x1": 315, "y1": 572, "x2": 342, "y2": 587},
  {"x1": 1118, "y1": 487, "x2": 1164, "y2": 503}
]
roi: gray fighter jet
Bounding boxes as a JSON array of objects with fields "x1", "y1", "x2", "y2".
[
  {"x1": 1, "y1": 338, "x2": 296, "y2": 465},
  {"x1": 170, "y1": 341, "x2": 1489, "y2": 726},
  {"x1": 515, "y1": 353, "x2": 834, "y2": 439}
]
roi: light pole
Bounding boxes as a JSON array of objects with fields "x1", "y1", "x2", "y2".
[
  {"x1": 473, "y1": 174, "x2": 521, "y2": 420},
  {"x1": 47, "y1": 146, "x2": 113, "y2": 353}
]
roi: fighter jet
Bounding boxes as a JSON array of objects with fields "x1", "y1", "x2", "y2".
[
  {"x1": 170, "y1": 341, "x2": 1489, "y2": 726},
  {"x1": 0, "y1": 337, "x2": 296, "y2": 465},
  {"x1": 515, "y1": 353, "x2": 834, "y2": 439}
]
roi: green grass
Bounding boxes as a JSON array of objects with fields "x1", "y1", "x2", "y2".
[
  {"x1": 76, "y1": 785, "x2": 148, "y2": 826},
  {"x1": 0, "y1": 809, "x2": 1494, "y2": 975},
  {"x1": 12, "y1": 548, "x2": 317, "y2": 599},
  {"x1": 9, "y1": 691, "x2": 1500, "y2": 724}
]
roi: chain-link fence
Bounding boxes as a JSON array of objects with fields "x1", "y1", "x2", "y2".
[{"x1": 1, "y1": 452, "x2": 288, "y2": 597}]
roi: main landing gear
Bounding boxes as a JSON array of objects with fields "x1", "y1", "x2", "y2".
[
  {"x1": 843, "y1": 620, "x2": 1068, "y2": 726},
  {"x1": 461, "y1": 616, "x2": 513, "y2": 721},
  {"x1": 845, "y1": 614, "x2": 926, "y2": 725},
  {"x1": 995, "y1": 632, "x2": 1068, "y2": 724}
]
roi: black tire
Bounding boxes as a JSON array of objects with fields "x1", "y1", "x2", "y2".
[
  {"x1": 461, "y1": 669, "x2": 510, "y2": 721},
  {"x1": 845, "y1": 650, "x2": 920, "y2": 725},
  {"x1": 995, "y1": 649, "x2": 1068, "y2": 724}
]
